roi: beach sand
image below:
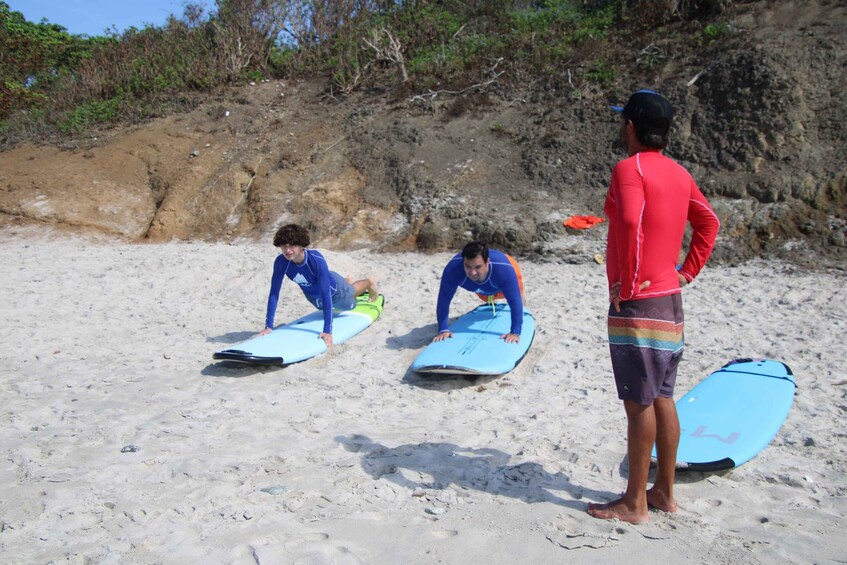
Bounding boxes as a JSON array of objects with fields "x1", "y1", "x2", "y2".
[{"x1": 1, "y1": 231, "x2": 845, "y2": 563}]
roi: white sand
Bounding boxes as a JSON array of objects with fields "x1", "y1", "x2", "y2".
[{"x1": 1, "y1": 231, "x2": 845, "y2": 563}]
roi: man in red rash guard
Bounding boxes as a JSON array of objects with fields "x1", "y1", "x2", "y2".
[{"x1": 587, "y1": 90, "x2": 720, "y2": 524}]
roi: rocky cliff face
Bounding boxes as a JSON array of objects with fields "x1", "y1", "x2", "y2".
[{"x1": 0, "y1": 0, "x2": 844, "y2": 267}]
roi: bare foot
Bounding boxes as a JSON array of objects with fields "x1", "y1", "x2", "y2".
[
  {"x1": 367, "y1": 276, "x2": 379, "y2": 301},
  {"x1": 646, "y1": 488, "x2": 677, "y2": 513},
  {"x1": 587, "y1": 498, "x2": 649, "y2": 524}
]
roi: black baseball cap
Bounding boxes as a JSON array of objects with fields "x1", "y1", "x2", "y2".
[{"x1": 610, "y1": 89, "x2": 674, "y2": 136}]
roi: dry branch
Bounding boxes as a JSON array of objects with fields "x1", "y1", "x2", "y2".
[
  {"x1": 363, "y1": 28, "x2": 409, "y2": 83},
  {"x1": 409, "y1": 63, "x2": 505, "y2": 103}
]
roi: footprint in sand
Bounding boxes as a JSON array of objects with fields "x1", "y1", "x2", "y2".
[
  {"x1": 430, "y1": 529, "x2": 459, "y2": 539},
  {"x1": 250, "y1": 532, "x2": 366, "y2": 565},
  {"x1": 687, "y1": 497, "x2": 723, "y2": 516}
]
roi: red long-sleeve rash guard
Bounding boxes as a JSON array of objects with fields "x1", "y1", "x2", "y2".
[{"x1": 604, "y1": 151, "x2": 719, "y2": 301}]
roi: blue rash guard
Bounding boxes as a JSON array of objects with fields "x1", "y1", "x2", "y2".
[
  {"x1": 436, "y1": 249, "x2": 524, "y2": 335},
  {"x1": 265, "y1": 249, "x2": 337, "y2": 334}
]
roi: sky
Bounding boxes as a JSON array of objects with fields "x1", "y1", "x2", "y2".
[{"x1": 7, "y1": 0, "x2": 216, "y2": 37}]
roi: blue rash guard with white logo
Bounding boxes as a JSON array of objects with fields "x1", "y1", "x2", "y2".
[
  {"x1": 436, "y1": 249, "x2": 523, "y2": 335},
  {"x1": 265, "y1": 249, "x2": 337, "y2": 334}
]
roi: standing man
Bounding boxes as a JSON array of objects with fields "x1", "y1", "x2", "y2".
[
  {"x1": 434, "y1": 241, "x2": 527, "y2": 343},
  {"x1": 587, "y1": 90, "x2": 719, "y2": 524}
]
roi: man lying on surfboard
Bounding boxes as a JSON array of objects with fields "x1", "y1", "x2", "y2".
[
  {"x1": 433, "y1": 241, "x2": 527, "y2": 344},
  {"x1": 258, "y1": 223, "x2": 378, "y2": 347}
]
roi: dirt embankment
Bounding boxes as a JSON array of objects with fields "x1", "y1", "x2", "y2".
[{"x1": 0, "y1": 0, "x2": 844, "y2": 267}]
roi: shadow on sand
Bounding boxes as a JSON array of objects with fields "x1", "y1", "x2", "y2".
[
  {"x1": 385, "y1": 323, "x2": 439, "y2": 351},
  {"x1": 335, "y1": 434, "x2": 609, "y2": 511},
  {"x1": 200, "y1": 360, "x2": 287, "y2": 378},
  {"x1": 205, "y1": 330, "x2": 257, "y2": 345}
]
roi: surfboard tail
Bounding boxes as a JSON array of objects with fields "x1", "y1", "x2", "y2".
[
  {"x1": 676, "y1": 457, "x2": 736, "y2": 472},
  {"x1": 212, "y1": 350, "x2": 286, "y2": 366}
]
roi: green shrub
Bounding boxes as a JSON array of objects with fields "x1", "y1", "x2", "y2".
[
  {"x1": 586, "y1": 59, "x2": 615, "y2": 85},
  {"x1": 702, "y1": 22, "x2": 729, "y2": 44},
  {"x1": 58, "y1": 95, "x2": 123, "y2": 133}
]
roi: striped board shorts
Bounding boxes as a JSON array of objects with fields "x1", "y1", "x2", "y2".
[{"x1": 608, "y1": 294, "x2": 684, "y2": 405}]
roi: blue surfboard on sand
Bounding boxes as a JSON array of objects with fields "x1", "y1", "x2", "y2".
[
  {"x1": 213, "y1": 294, "x2": 384, "y2": 366},
  {"x1": 411, "y1": 303, "x2": 535, "y2": 376},
  {"x1": 656, "y1": 358, "x2": 796, "y2": 472}
]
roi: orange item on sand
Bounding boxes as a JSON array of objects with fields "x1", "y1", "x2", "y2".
[{"x1": 563, "y1": 215, "x2": 605, "y2": 229}]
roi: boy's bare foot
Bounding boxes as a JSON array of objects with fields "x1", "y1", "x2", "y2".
[
  {"x1": 587, "y1": 498, "x2": 649, "y2": 524},
  {"x1": 367, "y1": 276, "x2": 379, "y2": 301}
]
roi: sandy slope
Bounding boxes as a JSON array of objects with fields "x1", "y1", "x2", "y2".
[{"x1": 0, "y1": 232, "x2": 845, "y2": 563}]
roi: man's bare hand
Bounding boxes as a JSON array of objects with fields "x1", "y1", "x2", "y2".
[
  {"x1": 501, "y1": 333, "x2": 520, "y2": 344},
  {"x1": 610, "y1": 280, "x2": 652, "y2": 312}
]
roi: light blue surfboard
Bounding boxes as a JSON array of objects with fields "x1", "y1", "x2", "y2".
[
  {"x1": 213, "y1": 295, "x2": 384, "y2": 366},
  {"x1": 654, "y1": 358, "x2": 796, "y2": 471},
  {"x1": 411, "y1": 303, "x2": 536, "y2": 375}
]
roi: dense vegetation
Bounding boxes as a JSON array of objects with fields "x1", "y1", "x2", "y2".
[{"x1": 0, "y1": 0, "x2": 730, "y2": 143}]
